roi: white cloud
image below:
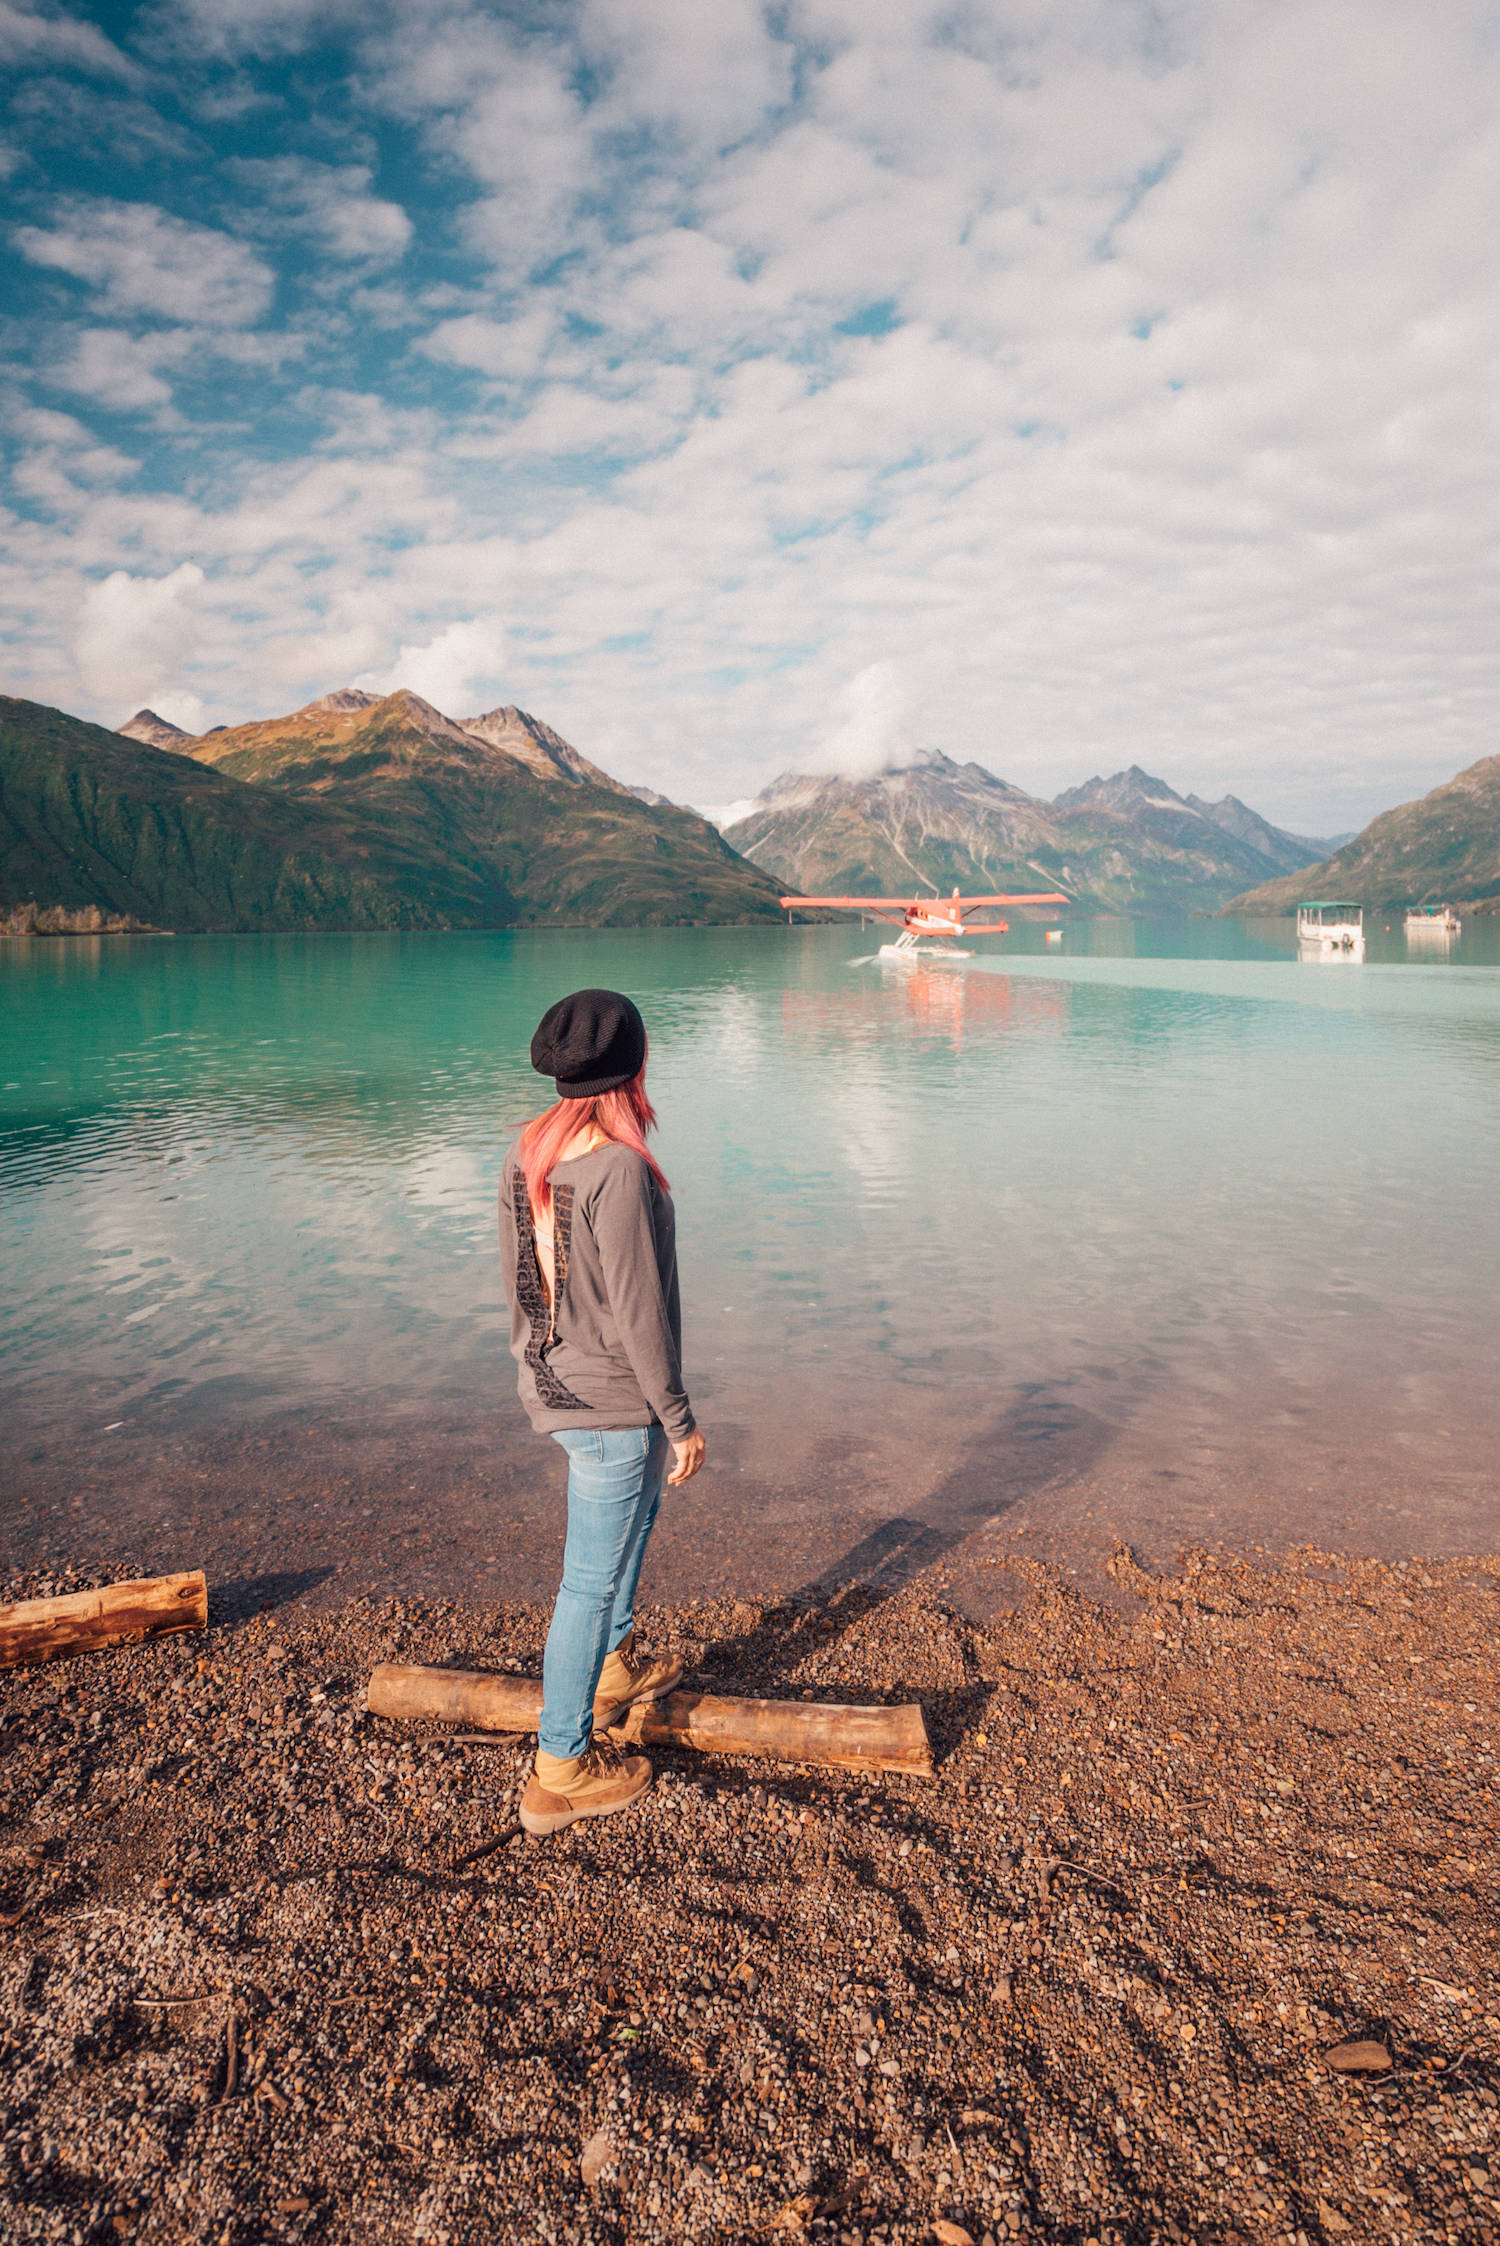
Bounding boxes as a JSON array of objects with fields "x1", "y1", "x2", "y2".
[
  {"x1": 73, "y1": 561, "x2": 206, "y2": 707},
  {"x1": 232, "y1": 156, "x2": 412, "y2": 261},
  {"x1": 7, "y1": 406, "x2": 138, "y2": 508},
  {"x1": 149, "y1": 688, "x2": 207, "y2": 731},
  {"x1": 0, "y1": 1, "x2": 139, "y2": 77},
  {"x1": 807, "y1": 661, "x2": 924, "y2": 778},
  {"x1": 579, "y1": 0, "x2": 794, "y2": 151},
  {"x1": 367, "y1": 12, "x2": 591, "y2": 278},
  {"x1": 696, "y1": 796, "x2": 761, "y2": 830},
  {"x1": 419, "y1": 308, "x2": 560, "y2": 382},
  {"x1": 8, "y1": 1, "x2": 1500, "y2": 829},
  {"x1": 51, "y1": 327, "x2": 176, "y2": 410},
  {"x1": 143, "y1": 0, "x2": 359, "y2": 62},
  {"x1": 355, "y1": 618, "x2": 507, "y2": 714},
  {"x1": 45, "y1": 321, "x2": 301, "y2": 416},
  {"x1": 15, "y1": 199, "x2": 274, "y2": 326}
]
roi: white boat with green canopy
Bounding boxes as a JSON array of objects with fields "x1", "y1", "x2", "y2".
[
  {"x1": 1405, "y1": 903, "x2": 1461, "y2": 937},
  {"x1": 1297, "y1": 900, "x2": 1364, "y2": 954}
]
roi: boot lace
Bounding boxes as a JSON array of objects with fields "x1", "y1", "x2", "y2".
[{"x1": 579, "y1": 1735, "x2": 626, "y2": 1778}]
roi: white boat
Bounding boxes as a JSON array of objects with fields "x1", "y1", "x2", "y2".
[
  {"x1": 1297, "y1": 900, "x2": 1364, "y2": 956},
  {"x1": 1405, "y1": 904, "x2": 1461, "y2": 937}
]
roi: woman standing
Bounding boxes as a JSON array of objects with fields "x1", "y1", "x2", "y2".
[{"x1": 498, "y1": 989, "x2": 705, "y2": 1838}]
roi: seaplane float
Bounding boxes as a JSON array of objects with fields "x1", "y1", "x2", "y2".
[{"x1": 779, "y1": 887, "x2": 1070, "y2": 962}]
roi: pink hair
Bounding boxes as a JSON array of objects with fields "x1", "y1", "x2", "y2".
[{"x1": 520, "y1": 1062, "x2": 668, "y2": 1220}]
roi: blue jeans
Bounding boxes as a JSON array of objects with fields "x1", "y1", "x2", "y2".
[{"x1": 538, "y1": 1424, "x2": 670, "y2": 1761}]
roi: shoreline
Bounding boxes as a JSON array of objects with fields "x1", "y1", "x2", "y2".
[
  {"x1": 6, "y1": 1391, "x2": 1499, "y2": 1631},
  {"x1": 3, "y1": 1547, "x2": 1496, "y2": 2244}
]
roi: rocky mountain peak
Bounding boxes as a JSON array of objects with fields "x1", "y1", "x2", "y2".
[
  {"x1": 461, "y1": 705, "x2": 628, "y2": 793},
  {"x1": 739, "y1": 751, "x2": 1041, "y2": 824},
  {"x1": 1053, "y1": 767, "x2": 1197, "y2": 818},
  {"x1": 307, "y1": 689, "x2": 382, "y2": 715},
  {"x1": 729, "y1": 749, "x2": 1344, "y2": 913},
  {"x1": 372, "y1": 690, "x2": 482, "y2": 748},
  {"x1": 117, "y1": 708, "x2": 196, "y2": 752},
  {"x1": 1184, "y1": 791, "x2": 1339, "y2": 873}
]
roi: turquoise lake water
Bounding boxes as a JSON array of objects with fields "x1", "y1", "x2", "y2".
[{"x1": 3, "y1": 917, "x2": 1498, "y2": 1594}]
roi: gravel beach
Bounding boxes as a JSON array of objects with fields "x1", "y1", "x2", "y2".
[{"x1": 2, "y1": 1544, "x2": 1497, "y2": 2245}]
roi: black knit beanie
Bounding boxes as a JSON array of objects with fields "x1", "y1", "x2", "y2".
[{"x1": 530, "y1": 988, "x2": 647, "y2": 1100}]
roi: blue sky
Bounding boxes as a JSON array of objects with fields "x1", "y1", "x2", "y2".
[{"x1": 4, "y1": 1, "x2": 1500, "y2": 827}]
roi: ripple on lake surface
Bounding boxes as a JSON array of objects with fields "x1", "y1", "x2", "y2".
[{"x1": 3, "y1": 918, "x2": 1498, "y2": 1585}]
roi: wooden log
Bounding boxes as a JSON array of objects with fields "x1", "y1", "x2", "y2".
[
  {"x1": 367, "y1": 1666, "x2": 539, "y2": 1732},
  {"x1": 365, "y1": 1664, "x2": 933, "y2": 1778},
  {"x1": 0, "y1": 1571, "x2": 207, "y2": 1672},
  {"x1": 617, "y1": 1690, "x2": 934, "y2": 1778}
]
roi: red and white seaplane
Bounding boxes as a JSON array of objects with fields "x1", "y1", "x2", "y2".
[{"x1": 779, "y1": 886, "x2": 1070, "y2": 962}]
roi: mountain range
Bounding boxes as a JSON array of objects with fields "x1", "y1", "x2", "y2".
[
  {"x1": 6, "y1": 679, "x2": 1494, "y2": 934},
  {"x1": 1223, "y1": 751, "x2": 1500, "y2": 916},
  {"x1": 0, "y1": 691, "x2": 785, "y2": 932},
  {"x1": 719, "y1": 755, "x2": 1349, "y2": 915}
]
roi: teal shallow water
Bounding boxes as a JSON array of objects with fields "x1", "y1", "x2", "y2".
[{"x1": 3, "y1": 918, "x2": 1498, "y2": 1593}]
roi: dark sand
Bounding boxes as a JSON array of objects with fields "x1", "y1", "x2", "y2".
[
  {"x1": 3, "y1": 1544, "x2": 1497, "y2": 2244},
  {"x1": 4, "y1": 1366, "x2": 1497, "y2": 1627}
]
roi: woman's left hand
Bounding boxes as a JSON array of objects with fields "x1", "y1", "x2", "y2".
[{"x1": 668, "y1": 1430, "x2": 707, "y2": 1485}]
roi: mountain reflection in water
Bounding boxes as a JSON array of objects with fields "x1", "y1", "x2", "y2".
[{"x1": 2, "y1": 919, "x2": 1498, "y2": 1594}]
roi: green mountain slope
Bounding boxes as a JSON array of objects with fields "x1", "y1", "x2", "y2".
[
  {"x1": 182, "y1": 689, "x2": 786, "y2": 926},
  {"x1": 1222, "y1": 753, "x2": 1500, "y2": 915},
  {"x1": 1, "y1": 697, "x2": 514, "y2": 931},
  {"x1": 1, "y1": 692, "x2": 785, "y2": 932}
]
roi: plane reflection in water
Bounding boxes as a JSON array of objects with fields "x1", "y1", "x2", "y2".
[{"x1": 781, "y1": 962, "x2": 1065, "y2": 1054}]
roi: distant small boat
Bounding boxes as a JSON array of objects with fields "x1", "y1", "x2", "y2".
[
  {"x1": 1405, "y1": 904, "x2": 1461, "y2": 937},
  {"x1": 1297, "y1": 900, "x2": 1364, "y2": 956}
]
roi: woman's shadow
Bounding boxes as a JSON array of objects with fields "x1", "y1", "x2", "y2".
[{"x1": 684, "y1": 1368, "x2": 1140, "y2": 1747}]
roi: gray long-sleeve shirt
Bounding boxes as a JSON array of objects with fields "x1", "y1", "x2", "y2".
[{"x1": 498, "y1": 1140, "x2": 696, "y2": 1442}]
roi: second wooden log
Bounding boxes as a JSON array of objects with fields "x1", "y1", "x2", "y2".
[
  {"x1": 0, "y1": 1571, "x2": 208, "y2": 1673},
  {"x1": 365, "y1": 1663, "x2": 933, "y2": 1777}
]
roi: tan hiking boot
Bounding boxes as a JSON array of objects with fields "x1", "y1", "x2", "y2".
[
  {"x1": 520, "y1": 1738, "x2": 653, "y2": 1837},
  {"x1": 592, "y1": 1630, "x2": 683, "y2": 1728}
]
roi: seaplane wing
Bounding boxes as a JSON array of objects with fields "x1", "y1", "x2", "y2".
[{"x1": 779, "y1": 892, "x2": 1070, "y2": 910}]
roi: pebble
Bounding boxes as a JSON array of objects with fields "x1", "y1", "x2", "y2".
[
  {"x1": 1325, "y1": 2040, "x2": 1392, "y2": 2073},
  {"x1": 579, "y1": 2128, "x2": 615, "y2": 2186},
  {"x1": 0, "y1": 1549, "x2": 1495, "y2": 2245}
]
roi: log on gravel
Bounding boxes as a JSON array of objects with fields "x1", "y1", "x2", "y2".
[
  {"x1": 365, "y1": 1664, "x2": 933, "y2": 1777},
  {"x1": 618, "y1": 1689, "x2": 934, "y2": 1776},
  {"x1": 0, "y1": 1571, "x2": 208, "y2": 1672}
]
